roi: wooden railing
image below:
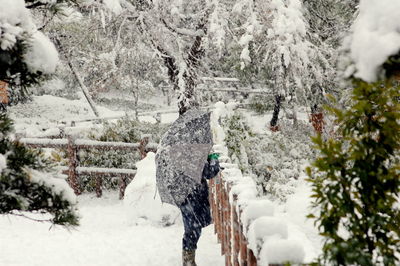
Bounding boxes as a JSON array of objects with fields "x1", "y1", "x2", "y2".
[
  {"x1": 20, "y1": 135, "x2": 157, "y2": 199},
  {"x1": 209, "y1": 175, "x2": 258, "y2": 266}
]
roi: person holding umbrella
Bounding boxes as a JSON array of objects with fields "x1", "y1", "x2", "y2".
[{"x1": 155, "y1": 109, "x2": 221, "y2": 266}]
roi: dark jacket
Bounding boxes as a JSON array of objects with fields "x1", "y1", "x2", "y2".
[{"x1": 180, "y1": 159, "x2": 220, "y2": 228}]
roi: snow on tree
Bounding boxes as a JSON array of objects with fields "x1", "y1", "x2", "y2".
[
  {"x1": 234, "y1": 0, "x2": 330, "y2": 130},
  {"x1": 137, "y1": 0, "x2": 224, "y2": 115},
  {"x1": 345, "y1": 0, "x2": 400, "y2": 82},
  {"x1": 46, "y1": 1, "x2": 162, "y2": 111},
  {"x1": 303, "y1": 0, "x2": 358, "y2": 47},
  {"x1": 0, "y1": 0, "x2": 59, "y2": 87}
]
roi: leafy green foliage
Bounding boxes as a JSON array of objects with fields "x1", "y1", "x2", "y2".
[
  {"x1": 0, "y1": 114, "x2": 79, "y2": 226},
  {"x1": 307, "y1": 80, "x2": 400, "y2": 265}
]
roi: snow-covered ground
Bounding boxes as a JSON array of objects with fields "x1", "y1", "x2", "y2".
[{"x1": 0, "y1": 191, "x2": 224, "y2": 266}]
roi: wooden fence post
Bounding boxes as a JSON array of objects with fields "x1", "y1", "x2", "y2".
[
  {"x1": 67, "y1": 135, "x2": 80, "y2": 195},
  {"x1": 209, "y1": 178, "x2": 219, "y2": 235},
  {"x1": 217, "y1": 177, "x2": 225, "y2": 253},
  {"x1": 248, "y1": 249, "x2": 257, "y2": 266},
  {"x1": 239, "y1": 209, "x2": 248, "y2": 265},
  {"x1": 139, "y1": 135, "x2": 150, "y2": 159},
  {"x1": 95, "y1": 175, "x2": 102, "y2": 197},
  {"x1": 119, "y1": 175, "x2": 134, "y2": 200},
  {"x1": 225, "y1": 183, "x2": 233, "y2": 266},
  {"x1": 232, "y1": 194, "x2": 240, "y2": 266}
]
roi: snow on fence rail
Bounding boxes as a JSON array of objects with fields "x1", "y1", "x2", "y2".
[
  {"x1": 210, "y1": 102, "x2": 305, "y2": 266},
  {"x1": 20, "y1": 135, "x2": 157, "y2": 199}
]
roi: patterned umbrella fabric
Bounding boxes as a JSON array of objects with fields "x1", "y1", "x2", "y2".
[{"x1": 155, "y1": 109, "x2": 212, "y2": 207}]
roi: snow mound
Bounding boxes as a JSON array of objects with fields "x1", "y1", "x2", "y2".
[
  {"x1": 241, "y1": 199, "x2": 274, "y2": 229},
  {"x1": 124, "y1": 152, "x2": 180, "y2": 226},
  {"x1": 260, "y1": 239, "x2": 305, "y2": 265},
  {"x1": 24, "y1": 31, "x2": 59, "y2": 74},
  {"x1": 247, "y1": 217, "x2": 288, "y2": 252}
]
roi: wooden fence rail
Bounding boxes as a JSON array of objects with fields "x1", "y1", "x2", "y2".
[{"x1": 20, "y1": 135, "x2": 157, "y2": 199}]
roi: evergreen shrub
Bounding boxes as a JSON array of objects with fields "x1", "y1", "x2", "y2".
[
  {"x1": 0, "y1": 114, "x2": 78, "y2": 226},
  {"x1": 307, "y1": 80, "x2": 400, "y2": 265}
]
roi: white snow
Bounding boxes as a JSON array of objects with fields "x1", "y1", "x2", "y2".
[
  {"x1": 20, "y1": 138, "x2": 68, "y2": 146},
  {"x1": 4, "y1": 96, "x2": 322, "y2": 265},
  {"x1": 0, "y1": 191, "x2": 224, "y2": 266},
  {"x1": 240, "y1": 199, "x2": 275, "y2": 229},
  {"x1": 103, "y1": 0, "x2": 123, "y2": 15},
  {"x1": 260, "y1": 239, "x2": 305, "y2": 265},
  {"x1": 349, "y1": 0, "x2": 400, "y2": 82},
  {"x1": 124, "y1": 152, "x2": 180, "y2": 226},
  {"x1": 0, "y1": 0, "x2": 35, "y2": 49},
  {"x1": 0, "y1": 153, "x2": 7, "y2": 174},
  {"x1": 0, "y1": 0, "x2": 59, "y2": 74},
  {"x1": 247, "y1": 217, "x2": 288, "y2": 250},
  {"x1": 24, "y1": 31, "x2": 59, "y2": 74},
  {"x1": 27, "y1": 169, "x2": 77, "y2": 204}
]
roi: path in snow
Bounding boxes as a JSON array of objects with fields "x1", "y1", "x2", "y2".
[{"x1": 0, "y1": 191, "x2": 224, "y2": 266}]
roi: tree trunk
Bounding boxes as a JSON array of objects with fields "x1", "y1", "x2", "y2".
[
  {"x1": 270, "y1": 95, "x2": 283, "y2": 131},
  {"x1": 55, "y1": 38, "x2": 99, "y2": 117}
]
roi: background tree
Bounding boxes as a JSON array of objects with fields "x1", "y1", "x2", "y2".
[
  {"x1": 234, "y1": 0, "x2": 330, "y2": 130},
  {"x1": 45, "y1": 1, "x2": 162, "y2": 113},
  {"x1": 138, "y1": 0, "x2": 220, "y2": 115}
]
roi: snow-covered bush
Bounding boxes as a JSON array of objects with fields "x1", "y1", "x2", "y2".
[
  {"x1": 248, "y1": 121, "x2": 314, "y2": 201},
  {"x1": 223, "y1": 111, "x2": 253, "y2": 174},
  {"x1": 222, "y1": 110, "x2": 315, "y2": 201},
  {"x1": 345, "y1": 0, "x2": 400, "y2": 83},
  {"x1": 247, "y1": 94, "x2": 274, "y2": 115}
]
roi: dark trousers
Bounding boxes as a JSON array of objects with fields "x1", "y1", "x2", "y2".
[{"x1": 180, "y1": 202, "x2": 202, "y2": 250}]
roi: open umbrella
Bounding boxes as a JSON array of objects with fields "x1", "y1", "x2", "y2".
[{"x1": 155, "y1": 109, "x2": 212, "y2": 207}]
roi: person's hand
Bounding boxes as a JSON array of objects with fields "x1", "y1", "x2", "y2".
[{"x1": 208, "y1": 153, "x2": 220, "y2": 160}]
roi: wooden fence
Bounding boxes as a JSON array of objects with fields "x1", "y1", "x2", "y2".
[
  {"x1": 209, "y1": 175, "x2": 258, "y2": 266},
  {"x1": 20, "y1": 135, "x2": 157, "y2": 199}
]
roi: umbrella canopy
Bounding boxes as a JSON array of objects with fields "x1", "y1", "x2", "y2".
[{"x1": 155, "y1": 109, "x2": 212, "y2": 206}]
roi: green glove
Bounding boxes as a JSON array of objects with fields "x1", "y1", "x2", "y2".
[{"x1": 208, "y1": 153, "x2": 220, "y2": 160}]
